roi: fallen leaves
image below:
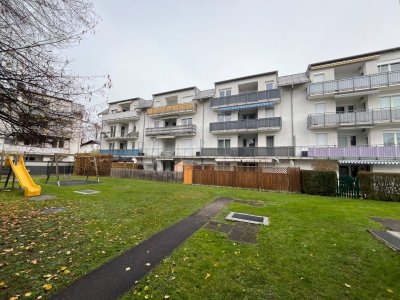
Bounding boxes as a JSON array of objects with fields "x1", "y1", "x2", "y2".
[
  {"x1": 205, "y1": 273, "x2": 211, "y2": 280},
  {"x1": 42, "y1": 283, "x2": 53, "y2": 291},
  {"x1": 125, "y1": 267, "x2": 131, "y2": 271},
  {"x1": 387, "y1": 288, "x2": 394, "y2": 293},
  {"x1": 24, "y1": 292, "x2": 32, "y2": 297},
  {"x1": 0, "y1": 280, "x2": 8, "y2": 289}
]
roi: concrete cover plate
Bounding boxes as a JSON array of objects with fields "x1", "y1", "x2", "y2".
[
  {"x1": 29, "y1": 195, "x2": 57, "y2": 201},
  {"x1": 369, "y1": 229, "x2": 400, "y2": 251},
  {"x1": 226, "y1": 212, "x2": 269, "y2": 225},
  {"x1": 43, "y1": 207, "x2": 66, "y2": 214}
]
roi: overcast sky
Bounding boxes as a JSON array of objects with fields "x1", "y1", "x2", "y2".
[{"x1": 66, "y1": 0, "x2": 400, "y2": 113}]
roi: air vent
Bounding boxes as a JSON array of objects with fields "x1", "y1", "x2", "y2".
[{"x1": 226, "y1": 212, "x2": 269, "y2": 225}]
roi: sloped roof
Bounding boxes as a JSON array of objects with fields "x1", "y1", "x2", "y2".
[
  {"x1": 193, "y1": 89, "x2": 215, "y2": 100},
  {"x1": 277, "y1": 73, "x2": 310, "y2": 87}
]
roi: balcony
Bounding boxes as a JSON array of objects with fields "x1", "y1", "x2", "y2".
[
  {"x1": 210, "y1": 117, "x2": 281, "y2": 133},
  {"x1": 99, "y1": 149, "x2": 142, "y2": 156},
  {"x1": 2, "y1": 144, "x2": 70, "y2": 155},
  {"x1": 134, "y1": 148, "x2": 200, "y2": 158},
  {"x1": 147, "y1": 102, "x2": 196, "y2": 118},
  {"x1": 102, "y1": 110, "x2": 139, "y2": 122},
  {"x1": 308, "y1": 145, "x2": 400, "y2": 159},
  {"x1": 145, "y1": 125, "x2": 196, "y2": 137},
  {"x1": 201, "y1": 147, "x2": 295, "y2": 157},
  {"x1": 210, "y1": 89, "x2": 281, "y2": 108},
  {"x1": 103, "y1": 131, "x2": 139, "y2": 140},
  {"x1": 307, "y1": 107, "x2": 400, "y2": 128},
  {"x1": 307, "y1": 71, "x2": 400, "y2": 98}
]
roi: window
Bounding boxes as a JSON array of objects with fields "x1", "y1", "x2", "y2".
[
  {"x1": 219, "y1": 89, "x2": 231, "y2": 97},
  {"x1": 154, "y1": 120, "x2": 160, "y2": 128},
  {"x1": 181, "y1": 118, "x2": 192, "y2": 125},
  {"x1": 265, "y1": 81, "x2": 274, "y2": 90},
  {"x1": 120, "y1": 125, "x2": 126, "y2": 137},
  {"x1": 132, "y1": 141, "x2": 136, "y2": 149},
  {"x1": 110, "y1": 125, "x2": 116, "y2": 137},
  {"x1": 313, "y1": 73, "x2": 325, "y2": 83},
  {"x1": 217, "y1": 113, "x2": 231, "y2": 122},
  {"x1": 181, "y1": 95, "x2": 193, "y2": 103},
  {"x1": 218, "y1": 139, "x2": 231, "y2": 148},
  {"x1": 316, "y1": 133, "x2": 328, "y2": 146},
  {"x1": 383, "y1": 132, "x2": 400, "y2": 146},
  {"x1": 58, "y1": 140, "x2": 64, "y2": 148},
  {"x1": 109, "y1": 142, "x2": 115, "y2": 150},
  {"x1": 119, "y1": 142, "x2": 125, "y2": 150},
  {"x1": 380, "y1": 95, "x2": 400, "y2": 108},
  {"x1": 154, "y1": 100, "x2": 161, "y2": 107},
  {"x1": 315, "y1": 103, "x2": 326, "y2": 114},
  {"x1": 111, "y1": 110, "x2": 117, "y2": 114},
  {"x1": 241, "y1": 113, "x2": 256, "y2": 120},
  {"x1": 52, "y1": 139, "x2": 58, "y2": 148},
  {"x1": 336, "y1": 106, "x2": 345, "y2": 113},
  {"x1": 266, "y1": 136, "x2": 274, "y2": 147},
  {"x1": 378, "y1": 61, "x2": 400, "y2": 73}
]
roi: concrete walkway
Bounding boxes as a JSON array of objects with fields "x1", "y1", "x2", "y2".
[{"x1": 52, "y1": 197, "x2": 232, "y2": 300}]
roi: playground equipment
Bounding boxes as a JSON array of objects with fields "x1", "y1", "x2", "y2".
[
  {"x1": 46, "y1": 154, "x2": 99, "y2": 186},
  {"x1": 3, "y1": 155, "x2": 41, "y2": 197}
]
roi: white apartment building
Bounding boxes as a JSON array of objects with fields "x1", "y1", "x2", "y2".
[
  {"x1": 100, "y1": 47, "x2": 400, "y2": 175},
  {"x1": 0, "y1": 96, "x2": 84, "y2": 162}
]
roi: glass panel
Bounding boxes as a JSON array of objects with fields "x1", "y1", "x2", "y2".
[
  {"x1": 313, "y1": 73, "x2": 325, "y2": 83},
  {"x1": 390, "y1": 63, "x2": 400, "y2": 72},
  {"x1": 338, "y1": 137, "x2": 347, "y2": 147},
  {"x1": 383, "y1": 133, "x2": 395, "y2": 146},
  {"x1": 225, "y1": 113, "x2": 231, "y2": 122},
  {"x1": 225, "y1": 139, "x2": 230, "y2": 148},
  {"x1": 392, "y1": 95, "x2": 400, "y2": 107},
  {"x1": 397, "y1": 132, "x2": 400, "y2": 145},
  {"x1": 187, "y1": 118, "x2": 192, "y2": 125},
  {"x1": 219, "y1": 91, "x2": 225, "y2": 97},
  {"x1": 379, "y1": 64, "x2": 389, "y2": 73},
  {"x1": 218, "y1": 140, "x2": 224, "y2": 148},
  {"x1": 226, "y1": 90, "x2": 231, "y2": 97},
  {"x1": 336, "y1": 106, "x2": 345, "y2": 113},
  {"x1": 266, "y1": 136, "x2": 274, "y2": 147},
  {"x1": 265, "y1": 82, "x2": 274, "y2": 90},
  {"x1": 379, "y1": 97, "x2": 391, "y2": 108}
]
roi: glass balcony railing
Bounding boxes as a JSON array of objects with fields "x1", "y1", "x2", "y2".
[
  {"x1": 210, "y1": 89, "x2": 281, "y2": 108},
  {"x1": 102, "y1": 110, "x2": 139, "y2": 121}
]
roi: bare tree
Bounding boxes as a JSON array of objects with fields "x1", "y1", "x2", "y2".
[{"x1": 0, "y1": 0, "x2": 111, "y2": 144}]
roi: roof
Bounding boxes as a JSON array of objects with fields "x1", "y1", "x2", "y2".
[
  {"x1": 152, "y1": 87, "x2": 199, "y2": 97},
  {"x1": 193, "y1": 89, "x2": 215, "y2": 100},
  {"x1": 308, "y1": 47, "x2": 400, "y2": 70},
  {"x1": 81, "y1": 140, "x2": 100, "y2": 147},
  {"x1": 277, "y1": 73, "x2": 310, "y2": 87},
  {"x1": 98, "y1": 107, "x2": 109, "y2": 115},
  {"x1": 214, "y1": 71, "x2": 278, "y2": 85},
  {"x1": 108, "y1": 97, "x2": 142, "y2": 104}
]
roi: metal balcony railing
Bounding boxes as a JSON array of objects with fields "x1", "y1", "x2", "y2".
[
  {"x1": 145, "y1": 124, "x2": 196, "y2": 137},
  {"x1": 307, "y1": 70, "x2": 400, "y2": 96},
  {"x1": 103, "y1": 131, "x2": 139, "y2": 140},
  {"x1": 99, "y1": 149, "x2": 143, "y2": 156},
  {"x1": 210, "y1": 89, "x2": 281, "y2": 108},
  {"x1": 210, "y1": 117, "x2": 281, "y2": 132},
  {"x1": 307, "y1": 107, "x2": 400, "y2": 128},
  {"x1": 308, "y1": 145, "x2": 400, "y2": 159},
  {"x1": 102, "y1": 110, "x2": 139, "y2": 121},
  {"x1": 147, "y1": 102, "x2": 196, "y2": 117},
  {"x1": 200, "y1": 147, "x2": 295, "y2": 157},
  {"x1": 2, "y1": 144, "x2": 70, "y2": 155}
]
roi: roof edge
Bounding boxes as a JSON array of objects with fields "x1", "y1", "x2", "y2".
[
  {"x1": 214, "y1": 70, "x2": 278, "y2": 85},
  {"x1": 152, "y1": 86, "x2": 199, "y2": 97}
]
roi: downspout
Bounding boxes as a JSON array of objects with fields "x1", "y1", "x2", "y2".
[
  {"x1": 202, "y1": 99, "x2": 205, "y2": 149},
  {"x1": 290, "y1": 85, "x2": 295, "y2": 147}
]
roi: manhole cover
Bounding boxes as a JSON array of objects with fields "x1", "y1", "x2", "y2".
[
  {"x1": 226, "y1": 212, "x2": 269, "y2": 225},
  {"x1": 74, "y1": 190, "x2": 99, "y2": 195}
]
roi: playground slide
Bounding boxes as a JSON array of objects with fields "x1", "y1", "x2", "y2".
[{"x1": 6, "y1": 156, "x2": 41, "y2": 197}]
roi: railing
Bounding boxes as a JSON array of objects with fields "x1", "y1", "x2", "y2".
[
  {"x1": 100, "y1": 149, "x2": 143, "y2": 156},
  {"x1": 104, "y1": 131, "x2": 139, "y2": 140},
  {"x1": 102, "y1": 110, "x2": 139, "y2": 121},
  {"x1": 147, "y1": 102, "x2": 196, "y2": 117},
  {"x1": 145, "y1": 124, "x2": 196, "y2": 137},
  {"x1": 210, "y1": 89, "x2": 281, "y2": 108},
  {"x1": 308, "y1": 145, "x2": 400, "y2": 159},
  {"x1": 307, "y1": 107, "x2": 400, "y2": 128},
  {"x1": 201, "y1": 147, "x2": 295, "y2": 157},
  {"x1": 210, "y1": 117, "x2": 281, "y2": 132},
  {"x1": 2, "y1": 144, "x2": 70, "y2": 155},
  {"x1": 307, "y1": 70, "x2": 400, "y2": 96}
]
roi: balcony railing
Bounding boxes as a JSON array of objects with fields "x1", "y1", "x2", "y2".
[
  {"x1": 103, "y1": 131, "x2": 139, "y2": 140},
  {"x1": 145, "y1": 124, "x2": 196, "y2": 137},
  {"x1": 100, "y1": 149, "x2": 142, "y2": 156},
  {"x1": 210, "y1": 117, "x2": 281, "y2": 132},
  {"x1": 308, "y1": 145, "x2": 400, "y2": 159},
  {"x1": 307, "y1": 70, "x2": 400, "y2": 97},
  {"x1": 201, "y1": 147, "x2": 295, "y2": 157},
  {"x1": 102, "y1": 110, "x2": 139, "y2": 122},
  {"x1": 307, "y1": 107, "x2": 400, "y2": 128},
  {"x1": 2, "y1": 144, "x2": 70, "y2": 155},
  {"x1": 210, "y1": 89, "x2": 281, "y2": 108},
  {"x1": 147, "y1": 102, "x2": 196, "y2": 117}
]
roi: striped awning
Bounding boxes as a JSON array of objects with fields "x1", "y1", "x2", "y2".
[
  {"x1": 339, "y1": 160, "x2": 400, "y2": 165},
  {"x1": 218, "y1": 101, "x2": 274, "y2": 112}
]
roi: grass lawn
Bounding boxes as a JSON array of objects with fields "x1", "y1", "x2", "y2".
[{"x1": 0, "y1": 177, "x2": 400, "y2": 299}]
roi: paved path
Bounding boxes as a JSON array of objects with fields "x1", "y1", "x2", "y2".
[{"x1": 52, "y1": 197, "x2": 232, "y2": 300}]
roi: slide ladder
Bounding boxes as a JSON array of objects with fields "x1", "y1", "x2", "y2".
[{"x1": 5, "y1": 156, "x2": 41, "y2": 197}]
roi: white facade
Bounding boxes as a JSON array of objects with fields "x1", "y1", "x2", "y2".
[{"x1": 100, "y1": 47, "x2": 400, "y2": 175}]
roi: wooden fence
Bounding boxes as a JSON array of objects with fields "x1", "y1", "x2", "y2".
[
  {"x1": 110, "y1": 168, "x2": 183, "y2": 183},
  {"x1": 74, "y1": 154, "x2": 113, "y2": 176},
  {"x1": 188, "y1": 165, "x2": 301, "y2": 192}
]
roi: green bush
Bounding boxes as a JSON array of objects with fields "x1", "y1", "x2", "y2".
[
  {"x1": 301, "y1": 170, "x2": 337, "y2": 196},
  {"x1": 358, "y1": 171, "x2": 400, "y2": 201}
]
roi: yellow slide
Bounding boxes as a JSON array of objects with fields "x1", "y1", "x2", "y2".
[{"x1": 6, "y1": 156, "x2": 41, "y2": 197}]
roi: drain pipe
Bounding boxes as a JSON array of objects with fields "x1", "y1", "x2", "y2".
[{"x1": 290, "y1": 85, "x2": 295, "y2": 147}]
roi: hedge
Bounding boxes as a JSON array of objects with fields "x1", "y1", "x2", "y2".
[
  {"x1": 301, "y1": 170, "x2": 337, "y2": 196},
  {"x1": 358, "y1": 171, "x2": 400, "y2": 201}
]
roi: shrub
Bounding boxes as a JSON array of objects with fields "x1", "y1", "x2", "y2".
[
  {"x1": 358, "y1": 171, "x2": 400, "y2": 201},
  {"x1": 301, "y1": 170, "x2": 337, "y2": 196}
]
